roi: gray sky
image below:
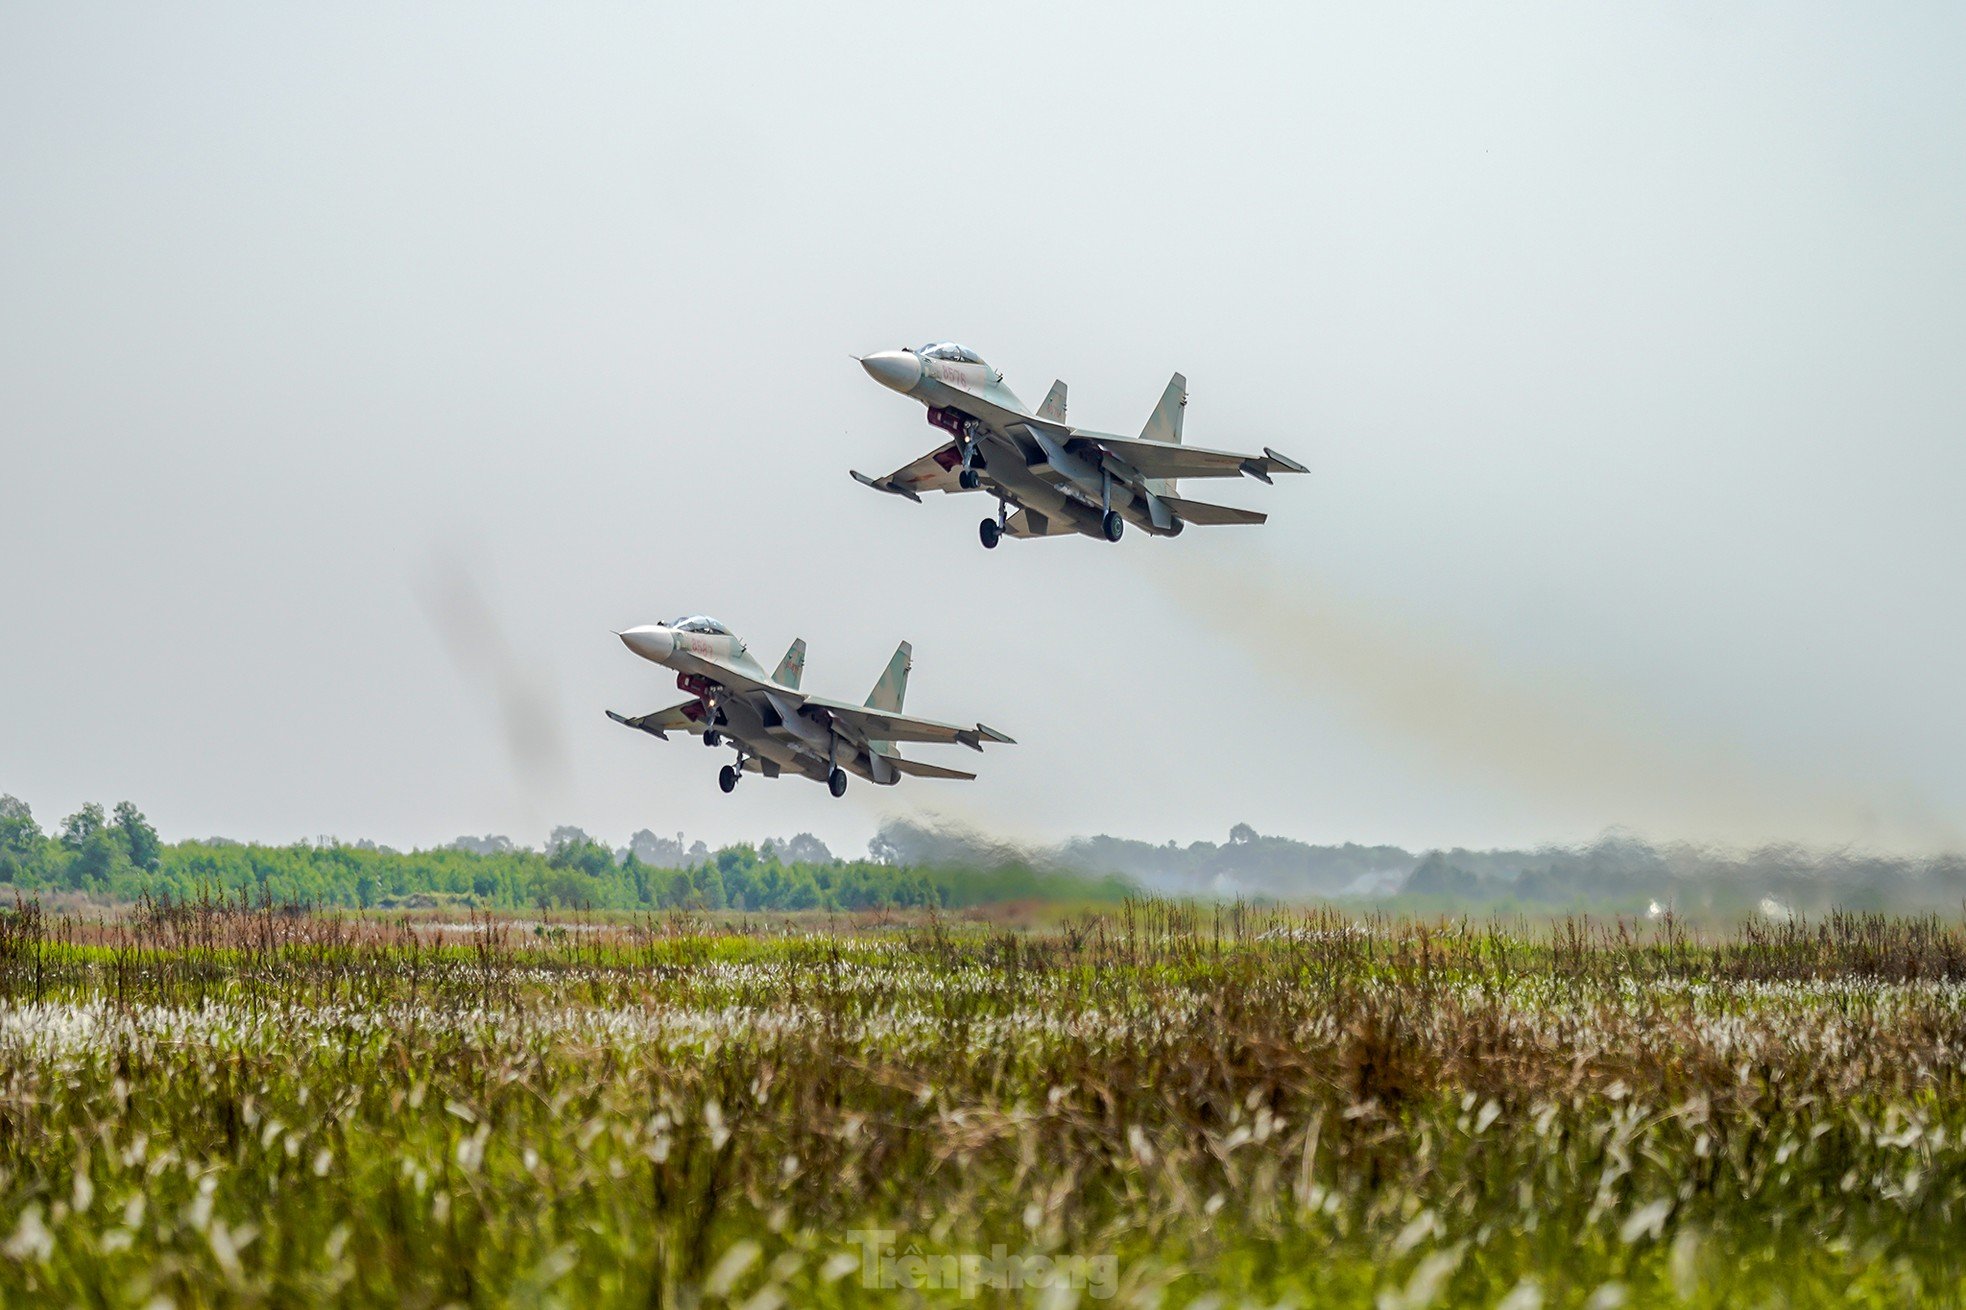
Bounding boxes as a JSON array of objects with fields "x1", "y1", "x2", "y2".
[{"x1": 4, "y1": 3, "x2": 1963, "y2": 858}]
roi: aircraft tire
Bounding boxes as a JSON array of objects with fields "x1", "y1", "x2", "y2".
[
  {"x1": 979, "y1": 518, "x2": 1001, "y2": 549},
  {"x1": 958, "y1": 469, "x2": 981, "y2": 490},
  {"x1": 828, "y1": 768, "x2": 848, "y2": 798},
  {"x1": 1102, "y1": 510, "x2": 1125, "y2": 542},
  {"x1": 718, "y1": 765, "x2": 738, "y2": 794},
  {"x1": 702, "y1": 731, "x2": 720, "y2": 747}
]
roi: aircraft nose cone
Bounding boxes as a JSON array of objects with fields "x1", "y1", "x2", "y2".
[
  {"x1": 618, "y1": 625, "x2": 675, "y2": 663},
  {"x1": 861, "y1": 350, "x2": 922, "y2": 394}
]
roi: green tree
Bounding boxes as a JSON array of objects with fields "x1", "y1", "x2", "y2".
[
  {"x1": 0, "y1": 795, "x2": 48, "y2": 886},
  {"x1": 691, "y1": 863, "x2": 727, "y2": 910},
  {"x1": 60, "y1": 802, "x2": 106, "y2": 850},
  {"x1": 66, "y1": 828, "x2": 130, "y2": 890},
  {"x1": 549, "y1": 839, "x2": 614, "y2": 880},
  {"x1": 112, "y1": 801, "x2": 162, "y2": 871},
  {"x1": 536, "y1": 869, "x2": 594, "y2": 909},
  {"x1": 0, "y1": 795, "x2": 41, "y2": 854}
]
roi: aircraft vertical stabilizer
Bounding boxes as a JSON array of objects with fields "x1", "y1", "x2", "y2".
[
  {"x1": 772, "y1": 637, "x2": 807, "y2": 689},
  {"x1": 1140, "y1": 373, "x2": 1186, "y2": 445},
  {"x1": 1037, "y1": 380, "x2": 1068, "y2": 422},
  {"x1": 865, "y1": 641, "x2": 912, "y2": 712},
  {"x1": 863, "y1": 641, "x2": 913, "y2": 758},
  {"x1": 1141, "y1": 372, "x2": 1187, "y2": 497}
]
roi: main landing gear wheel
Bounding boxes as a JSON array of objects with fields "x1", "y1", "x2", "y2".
[
  {"x1": 828, "y1": 768, "x2": 848, "y2": 798},
  {"x1": 718, "y1": 764, "x2": 738, "y2": 793},
  {"x1": 979, "y1": 518, "x2": 1001, "y2": 549},
  {"x1": 1102, "y1": 510, "x2": 1125, "y2": 542},
  {"x1": 958, "y1": 468, "x2": 981, "y2": 491},
  {"x1": 702, "y1": 730, "x2": 720, "y2": 747}
]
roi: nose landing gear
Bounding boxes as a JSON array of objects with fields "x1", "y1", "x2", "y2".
[
  {"x1": 1102, "y1": 510, "x2": 1125, "y2": 542},
  {"x1": 828, "y1": 768, "x2": 848, "y2": 798}
]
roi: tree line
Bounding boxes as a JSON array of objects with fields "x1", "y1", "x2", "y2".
[{"x1": 0, "y1": 796, "x2": 1133, "y2": 912}]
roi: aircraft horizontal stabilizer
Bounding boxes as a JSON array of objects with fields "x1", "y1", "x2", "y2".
[
  {"x1": 1160, "y1": 496, "x2": 1267, "y2": 527},
  {"x1": 850, "y1": 469, "x2": 922, "y2": 503},
  {"x1": 883, "y1": 755, "x2": 978, "y2": 782}
]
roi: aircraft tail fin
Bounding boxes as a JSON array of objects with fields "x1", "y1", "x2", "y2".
[
  {"x1": 1141, "y1": 372, "x2": 1187, "y2": 496},
  {"x1": 1036, "y1": 380, "x2": 1068, "y2": 422},
  {"x1": 771, "y1": 637, "x2": 806, "y2": 689},
  {"x1": 1140, "y1": 372, "x2": 1186, "y2": 444},
  {"x1": 864, "y1": 641, "x2": 912, "y2": 713}
]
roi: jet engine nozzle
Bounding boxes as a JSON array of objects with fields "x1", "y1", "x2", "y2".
[
  {"x1": 618, "y1": 625, "x2": 676, "y2": 663},
  {"x1": 860, "y1": 350, "x2": 923, "y2": 395}
]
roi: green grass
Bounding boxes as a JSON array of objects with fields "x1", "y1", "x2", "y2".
[{"x1": 2, "y1": 900, "x2": 1965, "y2": 1306}]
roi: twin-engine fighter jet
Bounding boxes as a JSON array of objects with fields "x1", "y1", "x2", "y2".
[
  {"x1": 854, "y1": 343, "x2": 1307, "y2": 548},
  {"x1": 608, "y1": 617, "x2": 1013, "y2": 796}
]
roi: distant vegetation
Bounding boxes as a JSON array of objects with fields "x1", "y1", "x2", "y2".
[
  {"x1": 0, "y1": 796, "x2": 1133, "y2": 912},
  {"x1": 879, "y1": 817, "x2": 1966, "y2": 916},
  {"x1": 8, "y1": 794, "x2": 1964, "y2": 918}
]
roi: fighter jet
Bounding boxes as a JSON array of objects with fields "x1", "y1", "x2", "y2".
[
  {"x1": 608, "y1": 616, "x2": 1013, "y2": 796},
  {"x1": 853, "y1": 343, "x2": 1307, "y2": 548}
]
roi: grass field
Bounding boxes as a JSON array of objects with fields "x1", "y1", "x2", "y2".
[{"x1": 2, "y1": 898, "x2": 1965, "y2": 1307}]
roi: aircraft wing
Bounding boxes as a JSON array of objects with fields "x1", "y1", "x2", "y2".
[
  {"x1": 606, "y1": 702, "x2": 705, "y2": 739},
  {"x1": 850, "y1": 443, "x2": 968, "y2": 501},
  {"x1": 802, "y1": 696, "x2": 1015, "y2": 752},
  {"x1": 1070, "y1": 433, "x2": 1308, "y2": 483}
]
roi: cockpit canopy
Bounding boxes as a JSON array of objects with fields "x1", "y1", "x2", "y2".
[
  {"x1": 671, "y1": 615, "x2": 732, "y2": 636},
  {"x1": 917, "y1": 342, "x2": 987, "y2": 367}
]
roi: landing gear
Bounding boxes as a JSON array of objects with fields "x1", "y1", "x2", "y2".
[
  {"x1": 979, "y1": 495, "x2": 1008, "y2": 549},
  {"x1": 1097, "y1": 467, "x2": 1124, "y2": 542},
  {"x1": 717, "y1": 764, "x2": 738, "y2": 793},
  {"x1": 828, "y1": 768, "x2": 848, "y2": 798},
  {"x1": 702, "y1": 730, "x2": 720, "y2": 747},
  {"x1": 958, "y1": 468, "x2": 981, "y2": 491}
]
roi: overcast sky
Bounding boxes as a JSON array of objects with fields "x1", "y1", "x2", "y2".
[{"x1": 4, "y1": 3, "x2": 1963, "y2": 858}]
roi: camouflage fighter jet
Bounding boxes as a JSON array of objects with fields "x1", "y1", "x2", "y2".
[
  {"x1": 607, "y1": 616, "x2": 1013, "y2": 796},
  {"x1": 854, "y1": 342, "x2": 1307, "y2": 548}
]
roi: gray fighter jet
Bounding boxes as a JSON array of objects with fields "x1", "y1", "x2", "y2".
[
  {"x1": 854, "y1": 343, "x2": 1306, "y2": 548},
  {"x1": 608, "y1": 617, "x2": 1012, "y2": 796}
]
